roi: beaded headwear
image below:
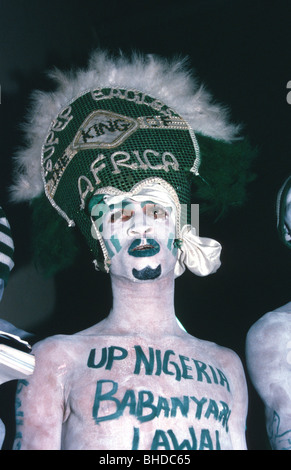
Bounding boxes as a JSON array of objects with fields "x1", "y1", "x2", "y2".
[{"x1": 10, "y1": 51, "x2": 256, "y2": 275}]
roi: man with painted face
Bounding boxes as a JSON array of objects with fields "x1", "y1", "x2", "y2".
[
  {"x1": 10, "y1": 51, "x2": 255, "y2": 450},
  {"x1": 94, "y1": 191, "x2": 176, "y2": 281}
]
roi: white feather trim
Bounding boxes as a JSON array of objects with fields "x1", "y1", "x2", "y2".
[{"x1": 10, "y1": 49, "x2": 242, "y2": 203}]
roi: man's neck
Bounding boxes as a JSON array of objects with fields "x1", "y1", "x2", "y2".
[{"x1": 104, "y1": 272, "x2": 183, "y2": 338}]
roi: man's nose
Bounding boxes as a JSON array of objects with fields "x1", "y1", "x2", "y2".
[{"x1": 127, "y1": 211, "x2": 153, "y2": 237}]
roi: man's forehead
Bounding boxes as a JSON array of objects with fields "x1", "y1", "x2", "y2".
[
  {"x1": 90, "y1": 197, "x2": 164, "y2": 216},
  {"x1": 89, "y1": 184, "x2": 179, "y2": 220},
  {"x1": 107, "y1": 199, "x2": 168, "y2": 210}
]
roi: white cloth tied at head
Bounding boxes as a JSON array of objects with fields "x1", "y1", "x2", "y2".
[
  {"x1": 98, "y1": 183, "x2": 221, "y2": 277},
  {"x1": 174, "y1": 224, "x2": 221, "y2": 277}
]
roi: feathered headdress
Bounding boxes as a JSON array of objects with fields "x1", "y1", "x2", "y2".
[{"x1": 10, "y1": 50, "x2": 256, "y2": 275}]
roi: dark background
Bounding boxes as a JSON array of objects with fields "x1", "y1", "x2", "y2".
[{"x1": 0, "y1": 0, "x2": 290, "y2": 450}]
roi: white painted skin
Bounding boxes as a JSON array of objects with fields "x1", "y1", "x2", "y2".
[
  {"x1": 246, "y1": 302, "x2": 291, "y2": 450},
  {"x1": 246, "y1": 183, "x2": 291, "y2": 450},
  {"x1": 13, "y1": 198, "x2": 248, "y2": 450}
]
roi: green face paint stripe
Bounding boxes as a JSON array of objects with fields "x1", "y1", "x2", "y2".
[
  {"x1": 104, "y1": 240, "x2": 115, "y2": 259},
  {"x1": 92, "y1": 210, "x2": 104, "y2": 221},
  {"x1": 88, "y1": 194, "x2": 105, "y2": 213},
  {"x1": 110, "y1": 235, "x2": 122, "y2": 253},
  {"x1": 167, "y1": 233, "x2": 175, "y2": 251}
]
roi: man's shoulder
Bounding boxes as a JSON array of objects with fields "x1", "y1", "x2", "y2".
[
  {"x1": 31, "y1": 326, "x2": 106, "y2": 362},
  {"x1": 32, "y1": 333, "x2": 80, "y2": 366},
  {"x1": 185, "y1": 335, "x2": 247, "y2": 398},
  {"x1": 33, "y1": 333, "x2": 74, "y2": 349},
  {"x1": 246, "y1": 301, "x2": 291, "y2": 348},
  {"x1": 184, "y1": 333, "x2": 244, "y2": 374}
]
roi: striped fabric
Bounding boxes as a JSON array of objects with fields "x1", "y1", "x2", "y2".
[{"x1": 0, "y1": 207, "x2": 14, "y2": 286}]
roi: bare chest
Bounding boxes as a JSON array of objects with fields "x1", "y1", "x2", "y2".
[{"x1": 62, "y1": 340, "x2": 234, "y2": 449}]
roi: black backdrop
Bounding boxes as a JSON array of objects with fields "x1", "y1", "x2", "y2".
[{"x1": 0, "y1": 0, "x2": 290, "y2": 450}]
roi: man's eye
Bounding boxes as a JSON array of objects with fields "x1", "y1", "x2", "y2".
[
  {"x1": 146, "y1": 205, "x2": 168, "y2": 219},
  {"x1": 110, "y1": 210, "x2": 122, "y2": 223},
  {"x1": 110, "y1": 209, "x2": 133, "y2": 223},
  {"x1": 121, "y1": 210, "x2": 134, "y2": 222}
]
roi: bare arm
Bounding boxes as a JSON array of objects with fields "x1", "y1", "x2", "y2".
[
  {"x1": 265, "y1": 404, "x2": 291, "y2": 450},
  {"x1": 224, "y1": 349, "x2": 248, "y2": 450},
  {"x1": 246, "y1": 310, "x2": 291, "y2": 450},
  {"x1": 13, "y1": 337, "x2": 67, "y2": 450}
]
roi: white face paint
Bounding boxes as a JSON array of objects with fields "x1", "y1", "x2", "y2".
[{"x1": 92, "y1": 196, "x2": 178, "y2": 282}]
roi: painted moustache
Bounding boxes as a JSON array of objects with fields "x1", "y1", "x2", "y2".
[{"x1": 128, "y1": 239, "x2": 160, "y2": 257}]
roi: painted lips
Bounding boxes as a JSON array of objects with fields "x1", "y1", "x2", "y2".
[{"x1": 128, "y1": 239, "x2": 160, "y2": 257}]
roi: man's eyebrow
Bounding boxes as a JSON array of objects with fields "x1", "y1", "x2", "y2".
[
  {"x1": 140, "y1": 200, "x2": 156, "y2": 208},
  {"x1": 108, "y1": 201, "x2": 135, "y2": 211},
  {"x1": 141, "y1": 201, "x2": 172, "y2": 211}
]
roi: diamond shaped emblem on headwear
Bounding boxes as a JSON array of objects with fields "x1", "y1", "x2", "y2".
[{"x1": 72, "y1": 110, "x2": 138, "y2": 150}]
